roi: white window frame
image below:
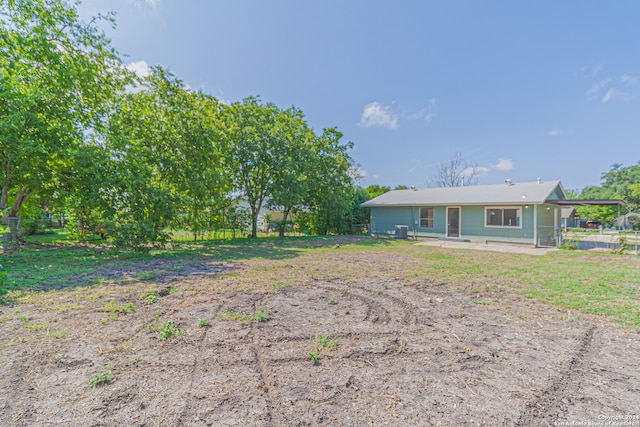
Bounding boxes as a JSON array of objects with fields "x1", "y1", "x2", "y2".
[
  {"x1": 485, "y1": 206, "x2": 522, "y2": 229},
  {"x1": 419, "y1": 207, "x2": 434, "y2": 228}
]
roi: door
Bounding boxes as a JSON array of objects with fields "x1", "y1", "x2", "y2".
[{"x1": 447, "y1": 207, "x2": 460, "y2": 238}]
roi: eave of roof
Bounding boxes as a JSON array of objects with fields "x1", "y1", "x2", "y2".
[
  {"x1": 361, "y1": 180, "x2": 565, "y2": 207},
  {"x1": 547, "y1": 199, "x2": 626, "y2": 206}
]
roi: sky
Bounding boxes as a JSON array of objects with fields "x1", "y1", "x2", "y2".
[{"x1": 77, "y1": 0, "x2": 640, "y2": 192}]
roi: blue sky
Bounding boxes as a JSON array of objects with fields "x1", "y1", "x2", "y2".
[{"x1": 78, "y1": 0, "x2": 640, "y2": 192}]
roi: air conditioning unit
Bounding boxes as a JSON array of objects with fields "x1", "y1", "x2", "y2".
[{"x1": 395, "y1": 225, "x2": 408, "y2": 239}]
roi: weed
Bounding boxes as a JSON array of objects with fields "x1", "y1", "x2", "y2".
[
  {"x1": 197, "y1": 319, "x2": 210, "y2": 327},
  {"x1": 328, "y1": 298, "x2": 337, "y2": 305},
  {"x1": 560, "y1": 240, "x2": 578, "y2": 250},
  {"x1": 308, "y1": 334, "x2": 340, "y2": 366},
  {"x1": 472, "y1": 300, "x2": 491, "y2": 305},
  {"x1": 87, "y1": 291, "x2": 104, "y2": 301},
  {"x1": 102, "y1": 299, "x2": 135, "y2": 320},
  {"x1": 49, "y1": 330, "x2": 68, "y2": 339},
  {"x1": 158, "y1": 319, "x2": 184, "y2": 341},
  {"x1": 308, "y1": 351, "x2": 319, "y2": 365},
  {"x1": 20, "y1": 315, "x2": 48, "y2": 331},
  {"x1": 218, "y1": 308, "x2": 269, "y2": 323},
  {"x1": 89, "y1": 365, "x2": 115, "y2": 388},
  {"x1": 316, "y1": 334, "x2": 339, "y2": 351},
  {"x1": 132, "y1": 356, "x2": 140, "y2": 365},
  {"x1": 143, "y1": 293, "x2": 159, "y2": 304}
]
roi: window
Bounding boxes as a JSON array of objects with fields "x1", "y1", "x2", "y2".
[
  {"x1": 420, "y1": 207, "x2": 433, "y2": 228},
  {"x1": 486, "y1": 207, "x2": 521, "y2": 227}
]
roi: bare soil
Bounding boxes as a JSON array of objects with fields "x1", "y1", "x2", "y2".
[{"x1": 1, "y1": 241, "x2": 639, "y2": 426}]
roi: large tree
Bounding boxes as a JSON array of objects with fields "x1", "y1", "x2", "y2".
[
  {"x1": 100, "y1": 67, "x2": 230, "y2": 247},
  {"x1": 225, "y1": 97, "x2": 288, "y2": 238},
  {"x1": 431, "y1": 152, "x2": 480, "y2": 187},
  {"x1": 0, "y1": 0, "x2": 126, "y2": 222},
  {"x1": 305, "y1": 128, "x2": 355, "y2": 235}
]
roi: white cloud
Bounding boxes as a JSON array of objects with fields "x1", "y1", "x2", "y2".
[
  {"x1": 587, "y1": 77, "x2": 612, "y2": 96},
  {"x1": 601, "y1": 88, "x2": 632, "y2": 103},
  {"x1": 358, "y1": 102, "x2": 398, "y2": 129},
  {"x1": 494, "y1": 159, "x2": 514, "y2": 171},
  {"x1": 548, "y1": 129, "x2": 563, "y2": 137},
  {"x1": 126, "y1": 60, "x2": 151, "y2": 78},
  {"x1": 129, "y1": 0, "x2": 160, "y2": 8},
  {"x1": 621, "y1": 74, "x2": 639, "y2": 85},
  {"x1": 408, "y1": 98, "x2": 437, "y2": 123}
]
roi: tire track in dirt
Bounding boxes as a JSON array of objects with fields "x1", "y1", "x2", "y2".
[
  {"x1": 516, "y1": 326, "x2": 597, "y2": 426},
  {"x1": 169, "y1": 301, "x2": 223, "y2": 427},
  {"x1": 249, "y1": 295, "x2": 274, "y2": 427}
]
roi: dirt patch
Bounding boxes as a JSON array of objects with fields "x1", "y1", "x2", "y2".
[{"x1": 1, "y1": 248, "x2": 639, "y2": 426}]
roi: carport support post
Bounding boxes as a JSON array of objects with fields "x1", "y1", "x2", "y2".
[{"x1": 533, "y1": 204, "x2": 538, "y2": 247}]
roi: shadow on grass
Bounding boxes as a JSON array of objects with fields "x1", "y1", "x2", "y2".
[{"x1": 3, "y1": 235, "x2": 395, "y2": 294}]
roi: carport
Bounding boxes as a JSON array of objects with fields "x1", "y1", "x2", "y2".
[{"x1": 546, "y1": 199, "x2": 627, "y2": 227}]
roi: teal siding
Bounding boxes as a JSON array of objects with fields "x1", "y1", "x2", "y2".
[
  {"x1": 459, "y1": 205, "x2": 535, "y2": 243},
  {"x1": 369, "y1": 206, "x2": 446, "y2": 237}
]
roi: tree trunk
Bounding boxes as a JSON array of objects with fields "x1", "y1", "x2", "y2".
[
  {"x1": 278, "y1": 209, "x2": 290, "y2": 237},
  {"x1": 1, "y1": 158, "x2": 11, "y2": 210},
  {"x1": 7, "y1": 185, "x2": 33, "y2": 218}
]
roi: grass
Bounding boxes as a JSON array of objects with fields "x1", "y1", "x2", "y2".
[
  {"x1": 2, "y1": 234, "x2": 640, "y2": 329},
  {"x1": 218, "y1": 308, "x2": 269, "y2": 323}
]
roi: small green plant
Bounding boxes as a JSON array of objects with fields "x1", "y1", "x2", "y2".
[
  {"x1": 308, "y1": 334, "x2": 340, "y2": 366},
  {"x1": 102, "y1": 299, "x2": 135, "y2": 320},
  {"x1": 328, "y1": 297, "x2": 337, "y2": 305},
  {"x1": 158, "y1": 319, "x2": 184, "y2": 340},
  {"x1": 308, "y1": 351, "x2": 319, "y2": 365},
  {"x1": 197, "y1": 319, "x2": 210, "y2": 328},
  {"x1": 20, "y1": 315, "x2": 48, "y2": 331},
  {"x1": 560, "y1": 239, "x2": 578, "y2": 250},
  {"x1": 143, "y1": 293, "x2": 159, "y2": 304},
  {"x1": 472, "y1": 300, "x2": 491, "y2": 305},
  {"x1": 89, "y1": 365, "x2": 115, "y2": 388},
  {"x1": 218, "y1": 308, "x2": 269, "y2": 323},
  {"x1": 316, "y1": 334, "x2": 340, "y2": 350}
]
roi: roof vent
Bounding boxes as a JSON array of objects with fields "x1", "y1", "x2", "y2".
[
  {"x1": 537, "y1": 178, "x2": 542, "y2": 184},
  {"x1": 505, "y1": 179, "x2": 513, "y2": 186},
  {"x1": 411, "y1": 185, "x2": 417, "y2": 191}
]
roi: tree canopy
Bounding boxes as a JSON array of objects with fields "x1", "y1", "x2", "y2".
[{"x1": 2, "y1": 0, "x2": 358, "y2": 247}]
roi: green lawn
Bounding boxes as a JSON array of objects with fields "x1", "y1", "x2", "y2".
[{"x1": 3, "y1": 235, "x2": 639, "y2": 329}]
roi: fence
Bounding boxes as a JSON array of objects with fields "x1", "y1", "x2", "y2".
[
  {"x1": 561, "y1": 230, "x2": 639, "y2": 254},
  {"x1": 537, "y1": 226, "x2": 561, "y2": 248}
]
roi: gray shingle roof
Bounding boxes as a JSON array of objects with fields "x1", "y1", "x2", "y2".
[{"x1": 361, "y1": 180, "x2": 565, "y2": 207}]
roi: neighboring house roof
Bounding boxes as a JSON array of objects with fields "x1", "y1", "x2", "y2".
[
  {"x1": 561, "y1": 206, "x2": 575, "y2": 219},
  {"x1": 361, "y1": 180, "x2": 566, "y2": 207}
]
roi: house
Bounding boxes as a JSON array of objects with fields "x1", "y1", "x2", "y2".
[{"x1": 361, "y1": 180, "x2": 567, "y2": 247}]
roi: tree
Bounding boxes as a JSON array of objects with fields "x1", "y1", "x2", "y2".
[
  {"x1": 99, "y1": 67, "x2": 231, "y2": 247},
  {"x1": 225, "y1": 97, "x2": 289, "y2": 238},
  {"x1": 576, "y1": 162, "x2": 640, "y2": 224},
  {"x1": 431, "y1": 152, "x2": 480, "y2": 187},
  {"x1": 0, "y1": 0, "x2": 127, "y2": 223},
  {"x1": 266, "y1": 107, "x2": 316, "y2": 237},
  {"x1": 305, "y1": 128, "x2": 355, "y2": 235}
]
